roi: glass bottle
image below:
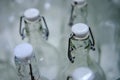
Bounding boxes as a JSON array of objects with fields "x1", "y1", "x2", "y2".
[
  {"x1": 19, "y1": 8, "x2": 61, "y2": 80},
  {"x1": 63, "y1": 23, "x2": 106, "y2": 80},
  {"x1": 68, "y1": 0, "x2": 101, "y2": 64},
  {"x1": 60, "y1": 0, "x2": 88, "y2": 62},
  {"x1": 14, "y1": 43, "x2": 40, "y2": 80},
  {"x1": 68, "y1": 0, "x2": 88, "y2": 27}
]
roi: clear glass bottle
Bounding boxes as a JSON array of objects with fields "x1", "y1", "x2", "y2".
[
  {"x1": 68, "y1": 0, "x2": 88, "y2": 27},
  {"x1": 19, "y1": 8, "x2": 61, "y2": 80},
  {"x1": 14, "y1": 43, "x2": 40, "y2": 80},
  {"x1": 68, "y1": 0, "x2": 101, "y2": 64},
  {"x1": 87, "y1": 0, "x2": 120, "y2": 79},
  {"x1": 63, "y1": 23, "x2": 106, "y2": 80},
  {"x1": 60, "y1": 0, "x2": 88, "y2": 64}
]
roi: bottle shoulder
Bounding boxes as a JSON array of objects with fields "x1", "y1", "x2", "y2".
[
  {"x1": 64, "y1": 57, "x2": 106, "y2": 80},
  {"x1": 87, "y1": 57, "x2": 106, "y2": 80}
]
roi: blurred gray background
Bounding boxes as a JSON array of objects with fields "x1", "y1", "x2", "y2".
[{"x1": 0, "y1": 0, "x2": 120, "y2": 80}]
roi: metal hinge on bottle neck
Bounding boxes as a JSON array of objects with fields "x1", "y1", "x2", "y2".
[
  {"x1": 68, "y1": 34, "x2": 76, "y2": 63},
  {"x1": 67, "y1": 76, "x2": 72, "y2": 80},
  {"x1": 89, "y1": 27, "x2": 95, "y2": 51},
  {"x1": 68, "y1": 2, "x2": 88, "y2": 27},
  {"x1": 19, "y1": 16, "x2": 25, "y2": 40},
  {"x1": 19, "y1": 16, "x2": 49, "y2": 40},
  {"x1": 29, "y1": 63, "x2": 35, "y2": 80},
  {"x1": 68, "y1": 5, "x2": 75, "y2": 27},
  {"x1": 67, "y1": 27, "x2": 95, "y2": 63}
]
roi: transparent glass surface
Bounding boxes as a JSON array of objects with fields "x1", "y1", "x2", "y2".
[
  {"x1": 0, "y1": 0, "x2": 120, "y2": 80},
  {"x1": 15, "y1": 53, "x2": 40, "y2": 80},
  {"x1": 24, "y1": 19, "x2": 62, "y2": 80},
  {"x1": 68, "y1": 2, "x2": 88, "y2": 26},
  {"x1": 62, "y1": 36, "x2": 106, "y2": 80},
  {"x1": 87, "y1": 0, "x2": 120, "y2": 79}
]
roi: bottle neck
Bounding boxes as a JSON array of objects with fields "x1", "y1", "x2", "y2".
[
  {"x1": 24, "y1": 20, "x2": 46, "y2": 45},
  {"x1": 73, "y1": 4, "x2": 88, "y2": 24},
  {"x1": 70, "y1": 36, "x2": 90, "y2": 67},
  {"x1": 15, "y1": 54, "x2": 40, "y2": 80}
]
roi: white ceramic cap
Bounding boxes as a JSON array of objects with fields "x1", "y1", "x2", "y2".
[
  {"x1": 14, "y1": 43, "x2": 33, "y2": 60},
  {"x1": 72, "y1": 0, "x2": 87, "y2": 7},
  {"x1": 24, "y1": 8, "x2": 40, "y2": 21},
  {"x1": 72, "y1": 67, "x2": 95, "y2": 80},
  {"x1": 71, "y1": 23, "x2": 89, "y2": 38}
]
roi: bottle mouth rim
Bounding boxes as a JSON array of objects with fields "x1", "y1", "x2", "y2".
[
  {"x1": 24, "y1": 16, "x2": 41, "y2": 23},
  {"x1": 72, "y1": 33, "x2": 89, "y2": 41}
]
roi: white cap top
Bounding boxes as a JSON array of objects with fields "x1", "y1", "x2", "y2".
[
  {"x1": 24, "y1": 8, "x2": 40, "y2": 21},
  {"x1": 14, "y1": 43, "x2": 33, "y2": 60},
  {"x1": 72, "y1": 0, "x2": 87, "y2": 7},
  {"x1": 72, "y1": 67, "x2": 95, "y2": 80},
  {"x1": 71, "y1": 23, "x2": 89, "y2": 38}
]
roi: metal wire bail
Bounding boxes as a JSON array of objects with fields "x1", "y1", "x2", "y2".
[
  {"x1": 67, "y1": 76, "x2": 72, "y2": 80},
  {"x1": 19, "y1": 16, "x2": 25, "y2": 40},
  {"x1": 41, "y1": 16, "x2": 49, "y2": 40},
  {"x1": 69, "y1": 5, "x2": 75, "y2": 27},
  {"x1": 89, "y1": 27, "x2": 95, "y2": 51},
  {"x1": 29, "y1": 63, "x2": 35, "y2": 80},
  {"x1": 68, "y1": 33, "x2": 76, "y2": 63},
  {"x1": 68, "y1": 27, "x2": 95, "y2": 63}
]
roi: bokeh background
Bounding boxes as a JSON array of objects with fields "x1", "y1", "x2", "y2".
[{"x1": 0, "y1": 0, "x2": 120, "y2": 80}]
